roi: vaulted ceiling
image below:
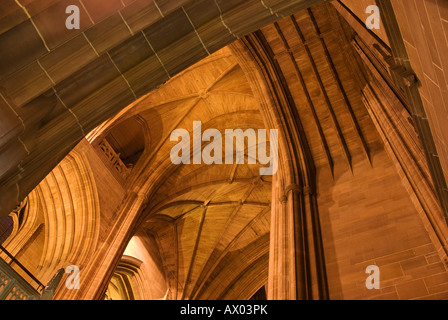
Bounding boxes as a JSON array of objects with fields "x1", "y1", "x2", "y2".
[
  {"x1": 1, "y1": 1, "x2": 390, "y2": 299},
  {"x1": 2, "y1": 0, "x2": 448, "y2": 301},
  {"x1": 86, "y1": 3, "x2": 387, "y2": 300},
  {"x1": 94, "y1": 47, "x2": 273, "y2": 300}
]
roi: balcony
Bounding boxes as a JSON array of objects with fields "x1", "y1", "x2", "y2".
[{"x1": 0, "y1": 245, "x2": 64, "y2": 300}]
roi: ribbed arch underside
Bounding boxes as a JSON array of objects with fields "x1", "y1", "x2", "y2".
[
  {"x1": 104, "y1": 256, "x2": 147, "y2": 300},
  {"x1": 1, "y1": 150, "x2": 100, "y2": 285}
]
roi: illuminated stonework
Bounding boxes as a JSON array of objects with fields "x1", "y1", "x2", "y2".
[{"x1": 1, "y1": 0, "x2": 448, "y2": 301}]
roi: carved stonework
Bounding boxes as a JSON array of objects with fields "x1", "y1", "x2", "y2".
[{"x1": 99, "y1": 139, "x2": 130, "y2": 180}]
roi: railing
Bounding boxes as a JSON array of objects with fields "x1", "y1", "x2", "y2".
[
  {"x1": 99, "y1": 139, "x2": 130, "y2": 179},
  {"x1": 0, "y1": 244, "x2": 45, "y2": 292},
  {"x1": 0, "y1": 245, "x2": 64, "y2": 300},
  {"x1": 0, "y1": 257, "x2": 40, "y2": 300}
]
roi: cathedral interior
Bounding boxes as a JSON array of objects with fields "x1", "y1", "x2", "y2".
[{"x1": 1, "y1": 0, "x2": 448, "y2": 301}]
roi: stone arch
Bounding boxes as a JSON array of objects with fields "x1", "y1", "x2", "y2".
[
  {"x1": 104, "y1": 255, "x2": 148, "y2": 300},
  {"x1": 0, "y1": 149, "x2": 101, "y2": 285},
  {"x1": 230, "y1": 34, "x2": 329, "y2": 299},
  {"x1": 0, "y1": 0, "x2": 329, "y2": 220}
]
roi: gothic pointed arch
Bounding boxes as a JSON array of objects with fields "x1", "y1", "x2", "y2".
[{"x1": 0, "y1": 148, "x2": 101, "y2": 286}]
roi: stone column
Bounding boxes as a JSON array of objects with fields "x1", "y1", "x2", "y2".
[{"x1": 268, "y1": 174, "x2": 328, "y2": 300}]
